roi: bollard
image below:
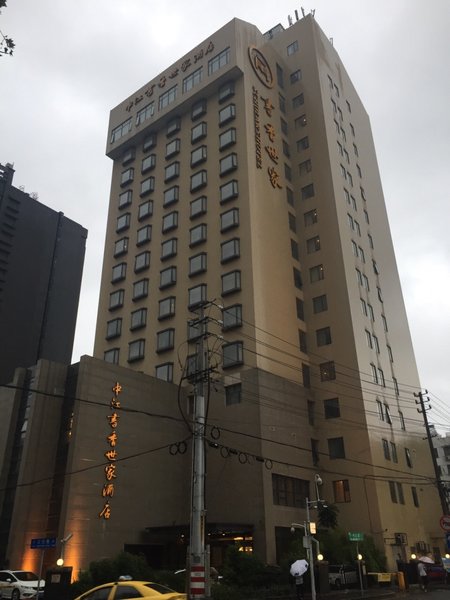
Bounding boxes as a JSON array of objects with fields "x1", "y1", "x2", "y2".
[{"x1": 397, "y1": 571, "x2": 406, "y2": 591}]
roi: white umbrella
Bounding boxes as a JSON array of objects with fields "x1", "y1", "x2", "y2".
[
  {"x1": 418, "y1": 556, "x2": 434, "y2": 564},
  {"x1": 290, "y1": 559, "x2": 309, "y2": 577}
]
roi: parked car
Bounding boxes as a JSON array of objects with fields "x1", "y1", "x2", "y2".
[
  {"x1": 426, "y1": 564, "x2": 447, "y2": 582},
  {"x1": 74, "y1": 581, "x2": 186, "y2": 600},
  {"x1": 328, "y1": 564, "x2": 358, "y2": 588},
  {"x1": 0, "y1": 570, "x2": 45, "y2": 600}
]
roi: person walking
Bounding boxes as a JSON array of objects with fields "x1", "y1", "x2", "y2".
[
  {"x1": 294, "y1": 574, "x2": 304, "y2": 600},
  {"x1": 417, "y1": 559, "x2": 428, "y2": 592}
]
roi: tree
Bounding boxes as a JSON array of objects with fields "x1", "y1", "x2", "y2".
[
  {"x1": 0, "y1": 0, "x2": 15, "y2": 58},
  {"x1": 318, "y1": 502, "x2": 339, "y2": 529}
]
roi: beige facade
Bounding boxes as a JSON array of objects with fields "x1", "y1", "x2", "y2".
[{"x1": 0, "y1": 15, "x2": 443, "y2": 576}]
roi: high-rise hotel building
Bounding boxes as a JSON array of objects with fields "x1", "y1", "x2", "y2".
[{"x1": 94, "y1": 14, "x2": 442, "y2": 567}]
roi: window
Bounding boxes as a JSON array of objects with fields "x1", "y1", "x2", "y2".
[
  {"x1": 188, "y1": 283, "x2": 207, "y2": 308},
  {"x1": 222, "y1": 341, "x2": 243, "y2": 368},
  {"x1": 328, "y1": 437, "x2": 345, "y2": 459},
  {"x1": 306, "y1": 236, "x2": 320, "y2": 253},
  {"x1": 291, "y1": 239, "x2": 299, "y2": 260},
  {"x1": 286, "y1": 187, "x2": 294, "y2": 206},
  {"x1": 104, "y1": 349, "x2": 119, "y2": 364},
  {"x1": 382, "y1": 439, "x2": 390, "y2": 460},
  {"x1": 160, "y1": 266, "x2": 176, "y2": 289},
  {"x1": 320, "y1": 361, "x2": 336, "y2": 381},
  {"x1": 191, "y1": 121, "x2": 207, "y2": 143},
  {"x1": 187, "y1": 321, "x2": 205, "y2": 343},
  {"x1": 106, "y1": 318, "x2": 122, "y2": 340},
  {"x1": 162, "y1": 211, "x2": 178, "y2": 232},
  {"x1": 191, "y1": 145, "x2": 207, "y2": 167},
  {"x1": 304, "y1": 209, "x2": 318, "y2": 226},
  {"x1": 411, "y1": 486, "x2": 419, "y2": 507},
  {"x1": 293, "y1": 268, "x2": 302, "y2": 289},
  {"x1": 111, "y1": 118, "x2": 132, "y2": 143},
  {"x1": 222, "y1": 304, "x2": 242, "y2": 330},
  {"x1": 155, "y1": 362, "x2": 173, "y2": 382},
  {"x1": 190, "y1": 223, "x2": 207, "y2": 246},
  {"x1": 296, "y1": 298, "x2": 304, "y2": 320},
  {"x1": 299, "y1": 159, "x2": 312, "y2": 175},
  {"x1": 399, "y1": 411, "x2": 406, "y2": 431},
  {"x1": 222, "y1": 270, "x2": 241, "y2": 295},
  {"x1": 302, "y1": 363, "x2": 311, "y2": 388},
  {"x1": 183, "y1": 66, "x2": 203, "y2": 93},
  {"x1": 221, "y1": 238, "x2": 240, "y2": 263},
  {"x1": 219, "y1": 127, "x2": 236, "y2": 150},
  {"x1": 118, "y1": 190, "x2": 132, "y2": 209},
  {"x1": 313, "y1": 294, "x2": 327, "y2": 313},
  {"x1": 165, "y1": 138, "x2": 180, "y2": 158},
  {"x1": 191, "y1": 98, "x2": 207, "y2": 120},
  {"x1": 333, "y1": 480, "x2": 351, "y2": 503},
  {"x1": 290, "y1": 69, "x2": 302, "y2": 83},
  {"x1": 287, "y1": 40, "x2": 299, "y2": 55},
  {"x1": 397, "y1": 482, "x2": 405, "y2": 504},
  {"x1": 220, "y1": 208, "x2": 239, "y2": 232},
  {"x1": 324, "y1": 398, "x2": 340, "y2": 419},
  {"x1": 165, "y1": 161, "x2": 180, "y2": 182},
  {"x1": 140, "y1": 177, "x2": 155, "y2": 196},
  {"x1": 220, "y1": 180, "x2": 238, "y2": 203},
  {"x1": 309, "y1": 264, "x2": 324, "y2": 282},
  {"x1": 297, "y1": 136, "x2": 309, "y2": 151},
  {"x1": 112, "y1": 262, "x2": 127, "y2": 282},
  {"x1": 282, "y1": 139, "x2": 290, "y2": 158},
  {"x1": 190, "y1": 170, "x2": 207, "y2": 192},
  {"x1": 138, "y1": 200, "x2": 153, "y2": 220},
  {"x1": 382, "y1": 314, "x2": 388, "y2": 332},
  {"x1": 136, "y1": 102, "x2": 154, "y2": 126},
  {"x1": 278, "y1": 93, "x2": 286, "y2": 113},
  {"x1": 225, "y1": 383, "x2": 241, "y2": 405},
  {"x1": 163, "y1": 186, "x2": 179, "y2": 207},
  {"x1": 218, "y1": 80, "x2": 235, "y2": 103},
  {"x1": 122, "y1": 148, "x2": 135, "y2": 165},
  {"x1": 142, "y1": 154, "x2": 156, "y2": 173},
  {"x1": 190, "y1": 196, "x2": 207, "y2": 219},
  {"x1": 293, "y1": 93, "x2": 304, "y2": 108},
  {"x1": 220, "y1": 153, "x2": 238, "y2": 176},
  {"x1": 280, "y1": 118, "x2": 288, "y2": 135},
  {"x1": 405, "y1": 448, "x2": 413, "y2": 468},
  {"x1": 378, "y1": 368, "x2": 385, "y2": 387},
  {"x1": 158, "y1": 85, "x2": 177, "y2": 110},
  {"x1": 208, "y1": 47, "x2": 230, "y2": 75},
  {"x1": 295, "y1": 114, "x2": 307, "y2": 128},
  {"x1": 157, "y1": 328, "x2": 175, "y2": 352},
  {"x1": 301, "y1": 183, "x2": 315, "y2": 200},
  {"x1": 219, "y1": 103, "x2": 236, "y2": 126},
  {"x1": 161, "y1": 238, "x2": 177, "y2": 260},
  {"x1": 166, "y1": 117, "x2": 181, "y2": 137},
  {"x1": 390, "y1": 442, "x2": 398, "y2": 463},
  {"x1": 109, "y1": 289, "x2": 124, "y2": 310},
  {"x1": 299, "y1": 330, "x2": 307, "y2": 352},
  {"x1": 136, "y1": 225, "x2": 151, "y2": 245},
  {"x1": 128, "y1": 339, "x2": 145, "y2": 362},
  {"x1": 134, "y1": 251, "x2": 150, "y2": 272},
  {"x1": 143, "y1": 132, "x2": 157, "y2": 152},
  {"x1": 131, "y1": 308, "x2": 147, "y2": 330},
  {"x1": 133, "y1": 278, "x2": 148, "y2": 300},
  {"x1": 276, "y1": 63, "x2": 284, "y2": 88},
  {"x1": 316, "y1": 327, "x2": 331, "y2": 346},
  {"x1": 114, "y1": 237, "x2": 129, "y2": 257},
  {"x1": 158, "y1": 297, "x2": 175, "y2": 320},
  {"x1": 120, "y1": 168, "x2": 134, "y2": 187},
  {"x1": 272, "y1": 474, "x2": 309, "y2": 508},
  {"x1": 288, "y1": 213, "x2": 297, "y2": 232},
  {"x1": 189, "y1": 252, "x2": 207, "y2": 276}
]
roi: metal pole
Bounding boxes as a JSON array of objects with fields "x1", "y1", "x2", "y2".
[
  {"x1": 36, "y1": 549, "x2": 44, "y2": 599},
  {"x1": 189, "y1": 303, "x2": 207, "y2": 599},
  {"x1": 357, "y1": 543, "x2": 364, "y2": 595},
  {"x1": 306, "y1": 498, "x2": 316, "y2": 600}
]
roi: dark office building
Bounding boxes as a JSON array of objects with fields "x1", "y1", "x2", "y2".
[{"x1": 0, "y1": 162, "x2": 87, "y2": 384}]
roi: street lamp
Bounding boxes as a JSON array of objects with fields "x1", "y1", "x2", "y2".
[{"x1": 57, "y1": 533, "x2": 73, "y2": 567}]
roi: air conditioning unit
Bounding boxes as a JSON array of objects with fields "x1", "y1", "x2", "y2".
[{"x1": 394, "y1": 533, "x2": 408, "y2": 545}]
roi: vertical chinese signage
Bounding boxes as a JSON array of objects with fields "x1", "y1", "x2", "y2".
[
  {"x1": 248, "y1": 46, "x2": 283, "y2": 190},
  {"x1": 99, "y1": 382, "x2": 122, "y2": 520}
]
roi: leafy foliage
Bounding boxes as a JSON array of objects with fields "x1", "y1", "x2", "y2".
[
  {"x1": 316, "y1": 529, "x2": 386, "y2": 571},
  {"x1": 318, "y1": 502, "x2": 339, "y2": 529},
  {"x1": 0, "y1": 0, "x2": 15, "y2": 57}
]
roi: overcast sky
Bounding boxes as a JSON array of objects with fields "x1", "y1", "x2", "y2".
[{"x1": 1, "y1": 0, "x2": 449, "y2": 433}]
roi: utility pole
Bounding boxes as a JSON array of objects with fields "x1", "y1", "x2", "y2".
[
  {"x1": 414, "y1": 390, "x2": 449, "y2": 514},
  {"x1": 189, "y1": 301, "x2": 208, "y2": 599}
]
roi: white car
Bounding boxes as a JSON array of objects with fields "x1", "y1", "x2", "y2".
[{"x1": 0, "y1": 571, "x2": 45, "y2": 599}]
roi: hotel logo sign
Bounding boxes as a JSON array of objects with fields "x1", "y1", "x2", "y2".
[{"x1": 248, "y1": 46, "x2": 273, "y2": 89}]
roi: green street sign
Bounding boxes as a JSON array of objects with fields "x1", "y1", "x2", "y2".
[{"x1": 348, "y1": 532, "x2": 364, "y2": 542}]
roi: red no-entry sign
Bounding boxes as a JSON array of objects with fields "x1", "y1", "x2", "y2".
[{"x1": 439, "y1": 515, "x2": 450, "y2": 531}]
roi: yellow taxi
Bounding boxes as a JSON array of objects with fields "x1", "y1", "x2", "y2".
[{"x1": 74, "y1": 580, "x2": 186, "y2": 600}]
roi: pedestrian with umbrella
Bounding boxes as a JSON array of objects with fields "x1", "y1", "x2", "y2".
[
  {"x1": 417, "y1": 553, "x2": 433, "y2": 592},
  {"x1": 290, "y1": 559, "x2": 309, "y2": 600}
]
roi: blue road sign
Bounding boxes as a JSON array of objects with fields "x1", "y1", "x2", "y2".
[{"x1": 30, "y1": 537, "x2": 56, "y2": 549}]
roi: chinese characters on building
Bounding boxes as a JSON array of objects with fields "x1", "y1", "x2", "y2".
[
  {"x1": 99, "y1": 382, "x2": 122, "y2": 520},
  {"x1": 125, "y1": 41, "x2": 215, "y2": 112},
  {"x1": 252, "y1": 86, "x2": 283, "y2": 189}
]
